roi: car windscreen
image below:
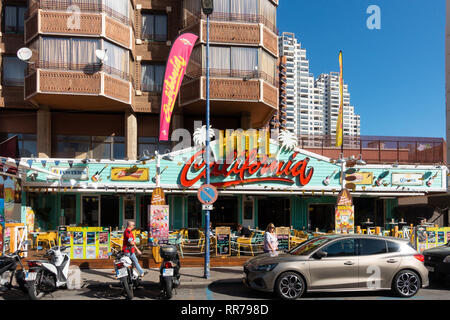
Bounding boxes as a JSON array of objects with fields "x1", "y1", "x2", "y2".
[{"x1": 288, "y1": 237, "x2": 332, "y2": 256}]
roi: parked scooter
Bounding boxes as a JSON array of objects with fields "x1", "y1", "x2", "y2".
[
  {"x1": 0, "y1": 250, "x2": 27, "y2": 293},
  {"x1": 112, "y1": 248, "x2": 142, "y2": 300},
  {"x1": 159, "y1": 245, "x2": 181, "y2": 299},
  {"x1": 25, "y1": 246, "x2": 71, "y2": 300}
]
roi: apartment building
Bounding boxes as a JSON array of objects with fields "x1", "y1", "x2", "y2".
[
  {"x1": 277, "y1": 32, "x2": 359, "y2": 139},
  {"x1": 0, "y1": 0, "x2": 279, "y2": 161},
  {"x1": 316, "y1": 72, "x2": 360, "y2": 137}
]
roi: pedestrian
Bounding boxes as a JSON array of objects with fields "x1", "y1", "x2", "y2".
[
  {"x1": 264, "y1": 223, "x2": 278, "y2": 254},
  {"x1": 123, "y1": 220, "x2": 146, "y2": 278},
  {"x1": 237, "y1": 224, "x2": 252, "y2": 237}
]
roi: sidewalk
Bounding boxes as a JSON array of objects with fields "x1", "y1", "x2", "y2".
[{"x1": 80, "y1": 267, "x2": 245, "y2": 288}]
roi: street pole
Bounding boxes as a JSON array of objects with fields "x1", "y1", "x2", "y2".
[{"x1": 204, "y1": 13, "x2": 211, "y2": 279}]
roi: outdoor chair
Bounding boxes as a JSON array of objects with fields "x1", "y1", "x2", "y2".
[
  {"x1": 36, "y1": 232, "x2": 57, "y2": 250},
  {"x1": 169, "y1": 232, "x2": 185, "y2": 258},
  {"x1": 237, "y1": 232, "x2": 255, "y2": 257}
]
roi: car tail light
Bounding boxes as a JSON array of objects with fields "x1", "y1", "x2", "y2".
[
  {"x1": 164, "y1": 262, "x2": 173, "y2": 268},
  {"x1": 414, "y1": 254, "x2": 424, "y2": 262},
  {"x1": 116, "y1": 262, "x2": 124, "y2": 268}
]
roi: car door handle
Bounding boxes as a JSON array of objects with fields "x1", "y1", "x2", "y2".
[
  {"x1": 344, "y1": 261, "x2": 355, "y2": 265},
  {"x1": 387, "y1": 259, "x2": 398, "y2": 263}
]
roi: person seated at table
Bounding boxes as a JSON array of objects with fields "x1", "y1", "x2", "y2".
[{"x1": 237, "y1": 224, "x2": 252, "y2": 238}]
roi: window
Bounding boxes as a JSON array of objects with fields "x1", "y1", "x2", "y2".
[
  {"x1": 138, "y1": 137, "x2": 171, "y2": 157},
  {"x1": 61, "y1": 195, "x2": 77, "y2": 226},
  {"x1": 4, "y1": 5, "x2": 26, "y2": 33},
  {"x1": 387, "y1": 240, "x2": 401, "y2": 253},
  {"x1": 2, "y1": 57, "x2": 27, "y2": 86},
  {"x1": 208, "y1": 46, "x2": 258, "y2": 75},
  {"x1": 141, "y1": 13, "x2": 167, "y2": 41},
  {"x1": 359, "y1": 239, "x2": 387, "y2": 256},
  {"x1": 53, "y1": 135, "x2": 125, "y2": 159},
  {"x1": 141, "y1": 63, "x2": 165, "y2": 92},
  {"x1": 0, "y1": 133, "x2": 36, "y2": 157},
  {"x1": 322, "y1": 239, "x2": 356, "y2": 257},
  {"x1": 40, "y1": 37, "x2": 129, "y2": 79}
]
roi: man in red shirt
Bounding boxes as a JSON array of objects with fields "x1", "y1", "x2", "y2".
[{"x1": 123, "y1": 221, "x2": 146, "y2": 277}]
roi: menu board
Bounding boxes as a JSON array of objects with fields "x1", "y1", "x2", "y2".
[
  {"x1": 335, "y1": 205, "x2": 355, "y2": 234},
  {"x1": 149, "y1": 205, "x2": 169, "y2": 246},
  {"x1": 416, "y1": 227, "x2": 450, "y2": 253},
  {"x1": 215, "y1": 227, "x2": 231, "y2": 256},
  {"x1": 58, "y1": 226, "x2": 111, "y2": 259},
  {"x1": 276, "y1": 227, "x2": 290, "y2": 251}
]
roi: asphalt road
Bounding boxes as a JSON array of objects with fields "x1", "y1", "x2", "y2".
[{"x1": 1, "y1": 277, "x2": 449, "y2": 301}]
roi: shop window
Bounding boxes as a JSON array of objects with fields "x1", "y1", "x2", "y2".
[
  {"x1": 53, "y1": 135, "x2": 125, "y2": 160},
  {"x1": 101, "y1": 195, "x2": 119, "y2": 228},
  {"x1": 0, "y1": 133, "x2": 36, "y2": 157},
  {"x1": 322, "y1": 239, "x2": 356, "y2": 257},
  {"x1": 141, "y1": 13, "x2": 167, "y2": 41},
  {"x1": 4, "y1": 5, "x2": 26, "y2": 33},
  {"x1": 138, "y1": 137, "x2": 172, "y2": 158},
  {"x1": 141, "y1": 63, "x2": 165, "y2": 92},
  {"x1": 82, "y1": 196, "x2": 99, "y2": 226},
  {"x1": 358, "y1": 239, "x2": 387, "y2": 256},
  {"x1": 2, "y1": 56, "x2": 27, "y2": 86},
  {"x1": 61, "y1": 195, "x2": 77, "y2": 226}
]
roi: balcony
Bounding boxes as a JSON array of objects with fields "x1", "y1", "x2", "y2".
[
  {"x1": 24, "y1": 62, "x2": 132, "y2": 110},
  {"x1": 25, "y1": 2, "x2": 133, "y2": 49},
  {"x1": 180, "y1": 69, "x2": 278, "y2": 128}
]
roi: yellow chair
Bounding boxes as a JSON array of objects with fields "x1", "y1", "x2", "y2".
[
  {"x1": 237, "y1": 233, "x2": 255, "y2": 257},
  {"x1": 36, "y1": 232, "x2": 57, "y2": 250},
  {"x1": 290, "y1": 236, "x2": 306, "y2": 248}
]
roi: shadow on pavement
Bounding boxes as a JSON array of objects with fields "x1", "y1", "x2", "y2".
[
  {"x1": 211, "y1": 268, "x2": 244, "y2": 275},
  {"x1": 207, "y1": 281, "x2": 273, "y2": 299},
  {"x1": 0, "y1": 287, "x2": 29, "y2": 300},
  {"x1": 77, "y1": 281, "x2": 162, "y2": 300}
]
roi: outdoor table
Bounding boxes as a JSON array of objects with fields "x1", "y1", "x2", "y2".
[{"x1": 362, "y1": 221, "x2": 374, "y2": 234}]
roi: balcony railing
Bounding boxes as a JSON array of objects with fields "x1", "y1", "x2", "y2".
[
  {"x1": 186, "y1": 68, "x2": 278, "y2": 87},
  {"x1": 141, "y1": 83, "x2": 163, "y2": 93},
  {"x1": 183, "y1": 11, "x2": 278, "y2": 35},
  {"x1": 141, "y1": 33, "x2": 168, "y2": 42},
  {"x1": 27, "y1": 0, "x2": 132, "y2": 26},
  {"x1": 28, "y1": 61, "x2": 132, "y2": 83},
  {"x1": 297, "y1": 135, "x2": 446, "y2": 165}
]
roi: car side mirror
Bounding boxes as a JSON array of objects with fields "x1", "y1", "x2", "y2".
[{"x1": 313, "y1": 250, "x2": 327, "y2": 259}]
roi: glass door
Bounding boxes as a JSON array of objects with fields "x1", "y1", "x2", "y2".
[
  {"x1": 123, "y1": 196, "x2": 136, "y2": 226},
  {"x1": 82, "y1": 195, "x2": 100, "y2": 226}
]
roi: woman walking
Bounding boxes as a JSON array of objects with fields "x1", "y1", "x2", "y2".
[{"x1": 264, "y1": 223, "x2": 278, "y2": 254}]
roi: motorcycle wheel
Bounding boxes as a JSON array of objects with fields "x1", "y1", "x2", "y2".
[
  {"x1": 164, "y1": 277, "x2": 173, "y2": 299},
  {"x1": 15, "y1": 270, "x2": 27, "y2": 293},
  {"x1": 121, "y1": 277, "x2": 134, "y2": 300},
  {"x1": 27, "y1": 270, "x2": 45, "y2": 300}
]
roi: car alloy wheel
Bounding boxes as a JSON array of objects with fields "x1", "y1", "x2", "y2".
[
  {"x1": 276, "y1": 272, "x2": 305, "y2": 300},
  {"x1": 394, "y1": 271, "x2": 420, "y2": 297}
]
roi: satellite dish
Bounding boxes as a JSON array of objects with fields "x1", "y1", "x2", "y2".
[
  {"x1": 17, "y1": 47, "x2": 33, "y2": 62},
  {"x1": 95, "y1": 49, "x2": 109, "y2": 63}
]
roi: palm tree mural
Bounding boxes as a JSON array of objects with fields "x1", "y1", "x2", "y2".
[
  {"x1": 277, "y1": 130, "x2": 298, "y2": 159},
  {"x1": 193, "y1": 125, "x2": 217, "y2": 162}
]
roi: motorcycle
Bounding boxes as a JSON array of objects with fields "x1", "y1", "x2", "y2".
[
  {"x1": 0, "y1": 250, "x2": 27, "y2": 293},
  {"x1": 112, "y1": 248, "x2": 142, "y2": 300},
  {"x1": 25, "y1": 246, "x2": 71, "y2": 300},
  {"x1": 159, "y1": 245, "x2": 181, "y2": 299}
]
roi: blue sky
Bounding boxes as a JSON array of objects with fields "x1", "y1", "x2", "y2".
[{"x1": 277, "y1": 0, "x2": 446, "y2": 138}]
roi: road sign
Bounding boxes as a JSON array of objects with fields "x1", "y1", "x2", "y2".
[
  {"x1": 202, "y1": 204, "x2": 213, "y2": 211},
  {"x1": 197, "y1": 184, "x2": 218, "y2": 205}
]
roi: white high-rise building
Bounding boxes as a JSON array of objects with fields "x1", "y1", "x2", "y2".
[
  {"x1": 278, "y1": 32, "x2": 360, "y2": 138},
  {"x1": 316, "y1": 72, "x2": 360, "y2": 137}
]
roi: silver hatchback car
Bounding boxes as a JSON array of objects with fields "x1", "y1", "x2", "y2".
[{"x1": 243, "y1": 234, "x2": 428, "y2": 300}]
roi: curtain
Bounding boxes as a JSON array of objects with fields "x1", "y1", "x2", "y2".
[
  {"x1": 260, "y1": 0, "x2": 276, "y2": 27},
  {"x1": 214, "y1": 0, "x2": 230, "y2": 13},
  {"x1": 103, "y1": 40, "x2": 129, "y2": 75},
  {"x1": 260, "y1": 49, "x2": 276, "y2": 81},
  {"x1": 209, "y1": 46, "x2": 231, "y2": 73},
  {"x1": 141, "y1": 64, "x2": 165, "y2": 92},
  {"x1": 41, "y1": 37, "x2": 71, "y2": 68},
  {"x1": 154, "y1": 15, "x2": 168, "y2": 41},
  {"x1": 3, "y1": 57, "x2": 27, "y2": 86},
  {"x1": 5, "y1": 6, "x2": 17, "y2": 32},
  {"x1": 230, "y1": 0, "x2": 257, "y2": 16},
  {"x1": 17, "y1": 7, "x2": 26, "y2": 32},
  {"x1": 231, "y1": 47, "x2": 258, "y2": 71},
  {"x1": 71, "y1": 38, "x2": 100, "y2": 67},
  {"x1": 103, "y1": 0, "x2": 129, "y2": 19},
  {"x1": 141, "y1": 14, "x2": 154, "y2": 39}
]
